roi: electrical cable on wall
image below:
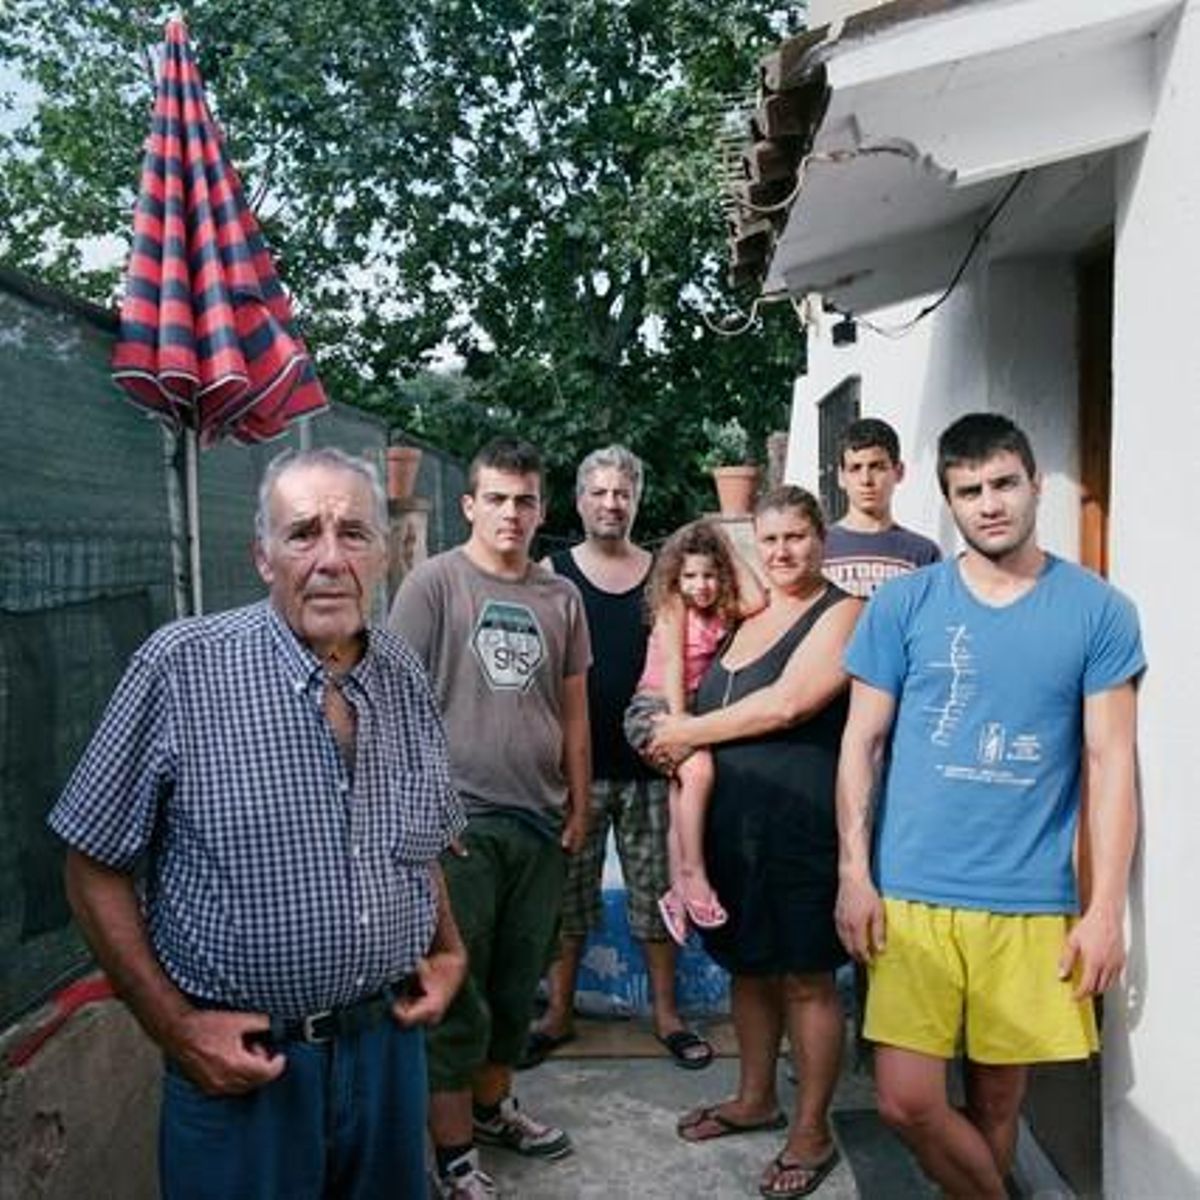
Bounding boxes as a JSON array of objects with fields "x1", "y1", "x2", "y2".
[
  {"x1": 709, "y1": 155, "x2": 1026, "y2": 343},
  {"x1": 702, "y1": 290, "x2": 797, "y2": 337},
  {"x1": 712, "y1": 148, "x2": 942, "y2": 340},
  {"x1": 848, "y1": 169, "x2": 1029, "y2": 339},
  {"x1": 735, "y1": 144, "x2": 917, "y2": 219}
]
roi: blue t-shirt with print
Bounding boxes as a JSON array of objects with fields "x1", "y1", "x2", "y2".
[{"x1": 844, "y1": 554, "x2": 1144, "y2": 913}]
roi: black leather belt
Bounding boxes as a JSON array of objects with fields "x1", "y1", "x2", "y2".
[
  {"x1": 182, "y1": 979, "x2": 412, "y2": 1046},
  {"x1": 263, "y1": 979, "x2": 412, "y2": 1046}
]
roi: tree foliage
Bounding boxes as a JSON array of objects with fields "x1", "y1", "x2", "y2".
[{"x1": 0, "y1": 0, "x2": 807, "y2": 535}]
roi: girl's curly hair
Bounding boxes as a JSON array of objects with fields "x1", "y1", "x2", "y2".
[{"x1": 646, "y1": 520, "x2": 742, "y2": 625}]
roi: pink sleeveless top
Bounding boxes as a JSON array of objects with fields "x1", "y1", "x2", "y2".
[{"x1": 638, "y1": 608, "x2": 727, "y2": 695}]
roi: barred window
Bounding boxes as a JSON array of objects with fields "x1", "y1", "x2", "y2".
[{"x1": 817, "y1": 377, "x2": 861, "y2": 523}]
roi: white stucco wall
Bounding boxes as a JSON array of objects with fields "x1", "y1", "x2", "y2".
[
  {"x1": 1106, "y1": 5, "x2": 1200, "y2": 1195},
  {"x1": 787, "y1": 257, "x2": 1080, "y2": 558},
  {"x1": 985, "y1": 258, "x2": 1081, "y2": 559},
  {"x1": 784, "y1": 287, "x2": 953, "y2": 545}
]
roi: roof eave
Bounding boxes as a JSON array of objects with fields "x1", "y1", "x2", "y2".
[{"x1": 733, "y1": 0, "x2": 1182, "y2": 310}]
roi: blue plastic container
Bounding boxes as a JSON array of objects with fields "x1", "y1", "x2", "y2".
[{"x1": 574, "y1": 886, "x2": 730, "y2": 1018}]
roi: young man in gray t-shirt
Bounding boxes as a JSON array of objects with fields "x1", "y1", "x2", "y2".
[
  {"x1": 823, "y1": 417, "x2": 940, "y2": 598},
  {"x1": 389, "y1": 437, "x2": 590, "y2": 1199}
]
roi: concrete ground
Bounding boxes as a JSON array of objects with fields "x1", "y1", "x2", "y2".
[{"x1": 474, "y1": 1018, "x2": 910, "y2": 1200}]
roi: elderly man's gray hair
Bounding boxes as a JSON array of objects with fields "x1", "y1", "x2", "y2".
[
  {"x1": 255, "y1": 447, "x2": 388, "y2": 542},
  {"x1": 575, "y1": 444, "x2": 644, "y2": 504}
]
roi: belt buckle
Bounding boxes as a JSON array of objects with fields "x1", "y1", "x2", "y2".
[{"x1": 301, "y1": 1010, "x2": 336, "y2": 1043}]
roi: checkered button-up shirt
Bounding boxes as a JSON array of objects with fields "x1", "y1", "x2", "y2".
[{"x1": 49, "y1": 601, "x2": 464, "y2": 1018}]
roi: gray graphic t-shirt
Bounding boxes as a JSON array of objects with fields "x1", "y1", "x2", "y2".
[
  {"x1": 823, "y1": 524, "x2": 941, "y2": 598},
  {"x1": 389, "y1": 549, "x2": 591, "y2": 822}
]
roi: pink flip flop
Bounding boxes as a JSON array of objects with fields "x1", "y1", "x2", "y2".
[
  {"x1": 657, "y1": 891, "x2": 689, "y2": 946},
  {"x1": 681, "y1": 890, "x2": 728, "y2": 929}
]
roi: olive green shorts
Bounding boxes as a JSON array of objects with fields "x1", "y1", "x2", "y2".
[{"x1": 425, "y1": 812, "x2": 567, "y2": 1091}]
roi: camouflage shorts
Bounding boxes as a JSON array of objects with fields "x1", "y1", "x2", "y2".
[{"x1": 559, "y1": 776, "x2": 670, "y2": 942}]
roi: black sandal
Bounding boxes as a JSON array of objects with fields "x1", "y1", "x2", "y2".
[
  {"x1": 517, "y1": 1029, "x2": 576, "y2": 1070},
  {"x1": 759, "y1": 1149, "x2": 840, "y2": 1197},
  {"x1": 656, "y1": 1028, "x2": 714, "y2": 1070}
]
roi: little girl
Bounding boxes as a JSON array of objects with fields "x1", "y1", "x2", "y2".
[{"x1": 623, "y1": 520, "x2": 765, "y2": 944}]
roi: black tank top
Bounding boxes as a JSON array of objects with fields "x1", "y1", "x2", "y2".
[{"x1": 550, "y1": 548, "x2": 652, "y2": 780}]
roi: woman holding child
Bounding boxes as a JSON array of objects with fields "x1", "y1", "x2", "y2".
[{"x1": 649, "y1": 485, "x2": 862, "y2": 1200}]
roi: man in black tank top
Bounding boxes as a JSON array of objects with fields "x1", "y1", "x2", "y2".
[{"x1": 522, "y1": 446, "x2": 714, "y2": 1070}]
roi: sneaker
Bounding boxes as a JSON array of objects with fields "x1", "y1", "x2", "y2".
[
  {"x1": 437, "y1": 1149, "x2": 497, "y2": 1199},
  {"x1": 473, "y1": 1095, "x2": 572, "y2": 1159}
]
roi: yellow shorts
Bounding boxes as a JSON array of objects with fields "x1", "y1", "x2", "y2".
[{"x1": 864, "y1": 898, "x2": 1099, "y2": 1064}]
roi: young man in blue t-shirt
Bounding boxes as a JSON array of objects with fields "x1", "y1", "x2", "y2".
[
  {"x1": 822, "y1": 417, "x2": 941, "y2": 598},
  {"x1": 835, "y1": 413, "x2": 1144, "y2": 1199}
]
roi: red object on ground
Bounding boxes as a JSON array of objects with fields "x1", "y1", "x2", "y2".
[
  {"x1": 5, "y1": 975, "x2": 116, "y2": 1069},
  {"x1": 111, "y1": 18, "x2": 327, "y2": 444}
]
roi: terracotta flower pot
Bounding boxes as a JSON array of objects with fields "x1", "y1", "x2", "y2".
[
  {"x1": 711, "y1": 465, "x2": 760, "y2": 517},
  {"x1": 386, "y1": 445, "x2": 423, "y2": 500}
]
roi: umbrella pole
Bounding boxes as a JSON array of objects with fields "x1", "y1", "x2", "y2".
[
  {"x1": 185, "y1": 426, "x2": 204, "y2": 615},
  {"x1": 162, "y1": 425, "x2": 192, "y2": 619}
]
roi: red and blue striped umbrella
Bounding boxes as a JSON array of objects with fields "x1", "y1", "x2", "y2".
[{"x1": 112, "y1": 18, "x2": 327, "y2": 445}]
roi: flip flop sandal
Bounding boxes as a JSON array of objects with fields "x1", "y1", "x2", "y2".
[
  {"x1": 681, "y1": 893, "x2": 728, "y2": 929},
  {"x1": 759, "y1": 1149, "x2": 841, "y2": 1198},
  {"x1": 655, "y1": 1029, "x2": 714, "y2": 1070},
  {"x1": 657, "y1": 891, "x2": 689, "y2": 946},
  {"x1": 517, "y1": 1029, "x2": 577, "y2": 1071},
  {"x1": 677, "y1": 1104, "x2": 788, "y2": 1142}
]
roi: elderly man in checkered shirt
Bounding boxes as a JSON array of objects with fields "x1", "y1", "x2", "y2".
[{"x1": 48, "y1": 448, "x2": 467, "y2": 1200}]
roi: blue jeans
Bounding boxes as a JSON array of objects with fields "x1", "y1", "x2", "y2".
[{"x1": 160, "y1": 1020, "x2": 427, "y2": 1199}]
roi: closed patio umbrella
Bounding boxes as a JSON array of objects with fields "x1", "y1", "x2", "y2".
[{"x1": 111, "y1": 17, "x2": 327, "y2": 612}]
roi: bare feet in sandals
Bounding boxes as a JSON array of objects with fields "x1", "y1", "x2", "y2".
[
  {"x1": 759, "y1": 1147, "x2": 840, "y2": 1197},
  {"x1": 677, "y1": 1102, "x2": 788, "y2": 1142}
]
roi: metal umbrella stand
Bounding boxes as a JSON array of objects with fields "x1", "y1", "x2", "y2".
[{"x1": 111, "y1": 17, "x2": 327, "y2": 616}]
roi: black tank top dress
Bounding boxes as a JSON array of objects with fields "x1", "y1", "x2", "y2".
[{"x1": 695, "y1": 586, "x2": 853, "y2": 976}]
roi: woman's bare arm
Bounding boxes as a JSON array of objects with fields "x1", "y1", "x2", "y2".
[
  {"x1": 656, "y1": 596, "x2": 689, "y2": 715},
  {"x1": 729, "y1": 543, "x2": 767, "y2": 618},
  {"x1": 651, "y1": 597, "x2": 863, "y2": 752}
]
